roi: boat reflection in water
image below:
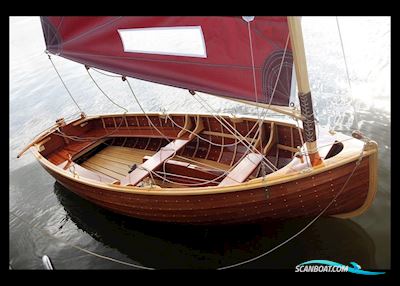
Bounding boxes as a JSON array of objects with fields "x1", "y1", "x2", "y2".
[{"x1": 53, "y1": 182, "x2": 376, "y2": 269}]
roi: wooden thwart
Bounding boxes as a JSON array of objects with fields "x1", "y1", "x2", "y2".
[
  {"x1": 218, "y1": 153, "x2": 264, "y2": 186},
  {"x1": 119, "y1": 139, "x2": 191, "y2": 186}
]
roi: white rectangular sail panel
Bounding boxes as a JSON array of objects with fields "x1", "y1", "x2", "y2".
[{"x1": 118, "y1": 26, "x2": 207, "y2": 58}]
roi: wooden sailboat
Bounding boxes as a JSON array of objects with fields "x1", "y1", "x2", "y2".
[{"x1": 18, "y1": 16, "x2": 378, "y2": 225}]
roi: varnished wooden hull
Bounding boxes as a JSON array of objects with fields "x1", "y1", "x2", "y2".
[
  {"x1": 27, "y1": 112, "x2": 378, "y2": 225},
  {"x1": 40, "y1": 158, "x2": 371, "y2": 225}
]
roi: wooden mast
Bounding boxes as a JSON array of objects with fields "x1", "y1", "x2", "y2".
[{"x1": 287, "y1": 17, "x2": 322, "y2": 167}]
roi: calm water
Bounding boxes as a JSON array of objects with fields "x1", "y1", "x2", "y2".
[{"x1": 9, "y1": 16, "x2": 390, "y2": 269}]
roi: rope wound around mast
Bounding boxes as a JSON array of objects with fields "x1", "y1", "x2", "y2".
[{"x1": 298, "y1": 91, "x2": 322, "y2": 167}]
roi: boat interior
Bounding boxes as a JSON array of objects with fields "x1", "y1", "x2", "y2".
[{"x1": 34, "y1": 113, "x2": 342, "y2": 188}]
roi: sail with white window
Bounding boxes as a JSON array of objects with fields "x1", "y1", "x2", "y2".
[{"x1": 40, "y1": 16, "x2": 294, "y2": 106}]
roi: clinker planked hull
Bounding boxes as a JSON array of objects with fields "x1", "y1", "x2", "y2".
[{"x1": 40, "y1": 151, "x2": 372, "y2": 225}]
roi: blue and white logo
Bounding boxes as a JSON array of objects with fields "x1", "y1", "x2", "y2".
[{"x1": 295, "y1": 260, "x2": 385, "y2": 275}]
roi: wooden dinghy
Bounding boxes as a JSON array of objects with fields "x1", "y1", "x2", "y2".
[
  {"x1": 18, "y1": 112, "x2": 378, "y2": 225},
  {"x1": 18, "y1": 16, "x2": 379, "y2": 224}
]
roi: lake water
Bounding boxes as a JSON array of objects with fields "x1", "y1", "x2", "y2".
[{"x1": 9, "y1": 16, "x2": 390, "y2": 269}]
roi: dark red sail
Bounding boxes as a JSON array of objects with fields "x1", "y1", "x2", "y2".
[{"x1": 41, "y1": 16, "x2": 293, "y2": 106}]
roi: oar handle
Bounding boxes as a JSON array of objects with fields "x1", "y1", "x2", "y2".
[
  {"x1": 17, "y1": 124, "x2": 59, "y2": 158},
  {"x1": 17, "y1": 142, "x2": 35, "y2": 158}
]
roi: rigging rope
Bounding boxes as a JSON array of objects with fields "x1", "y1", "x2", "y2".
[
  {"x1": 86, "y1": 67, "x2": 129, "y2": 113},
  {"x1": 31, "y1": 57, "x2": 131, "y2": 148},
  {"x1": 334, "y1": 16, "x2": 358, "y2": 131},
  {"x1": 124, "y1": 77, "x2": 171, "y2": 143},
  {"x1": 335, "y1": 17, "x2": 353, "y2": 97},
  {"x1": 90, "y1": 67, "x2": 122, "y2": 78},
  {"x1": 47, "y1": 54, "x2": 84, "y2": 114}
]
